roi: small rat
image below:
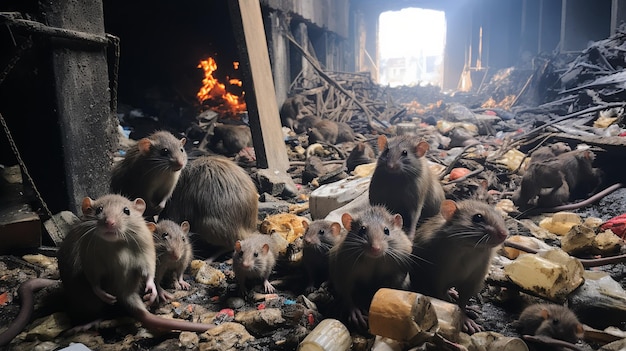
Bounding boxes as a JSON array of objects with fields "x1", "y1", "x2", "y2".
[
  {"x1": 110, "y1": 130, "x2": 187, "y2": 218},
  {"x1": 160, "y1": 154, "x2": 258, "y2": 261},
  {"x1": 210, "y1": 123, "x2": 252, "y2": 156},
  {"x1": 345, "y1": 142, "x2": 375, "y2": 173},
  {"x1": 232, "y1": 233, "x2": 279, "y2": 296},
  {"x1": 369, "y1": 135, "x2": 445, "y2": 240},
  {"x1": 153, "y1": 219, "x2": 194, "y2": 302},
  {"x1": 57, "y1": 194, "x2": 213, "y2": 332},
  {"x1": 515, "y1": 304, "x2": 584, "y2": 344},
  {"x1": 301, "y1": 219, "x2": 344, "y2": 292},
  {"x1": 329, "y1": 205, "x2": 413, "y2": 329},
  {"x1": 410, "y1": 199, "x2": 508, "y2": 334}
]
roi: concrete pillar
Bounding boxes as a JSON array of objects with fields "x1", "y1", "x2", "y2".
[
  {"x1": 521, "y1": 0, "x2": 541, "y2": 57},
  {"x1": 266, "y1": 11, "x2": 290, "y2": 105},
  {"x1": 539, "y1": 0, "x2": 562, "y2": 52},
  {"x1": 561, "y1": 0, "x2": 611, "y2": 51},
  {"x1": 44, "y1": 0, "x2": 117, "y2": 214},
  {"x1": 443, "y1": 3, "x2": 472, "y2": 90},
  {"x1": 611, "y1": 0, "x2": 626, "y2": 34}
]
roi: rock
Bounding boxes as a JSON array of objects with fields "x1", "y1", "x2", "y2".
[
  {"x1": 599, "y1": 338, "x2": 626, "y2": 351},
  {"x1": 568, "y1": 271, "x2": 626, "y2": 330},
  {"x1": 189, "y1": 260, "x2": 226, "y2": 287},
  {"x1": 179, "y1": 331, "x2": 199, "y2": 349},
  {"x1": 199, "y1": 322, "x2": 254, "y2": 350},
  {"x1": 538, "y1": 212, "x2": 582, "y2": 236},
  {"x1": 234, "y1": 308, "x2": 285, "y2": 336},
  {"x1": 226, "y1": 297, "x2": 245, "y2": 309},
  {"x1": 561, "y1": 224, "x2": 596, "y2": 254},
  {"x1": 467, "y1": 331, "x2": 528, "y2": 351},
  {"x1": 593, "y1": 230, "x2": 622, "y2": 254},
  {"x1": 258, "y1": 201, "x2": 291, "y2": 219},
  {"x1": 57, "y1": 343, "x2": 92, "y2": 351},
  {"x1": 44, "y1": 211, "x2": 80, "y2": 246},
  {"x1": 302, "y1": 156, "x2": 326, "y2": 184},
  {"x1": 310, "y1": 176, "x2": 370, "y2": 220},
  {"x1": 254, "y1": 168, "x2": 298, "y2": 198}
]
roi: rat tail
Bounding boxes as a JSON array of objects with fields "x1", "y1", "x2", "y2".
[{"x1": 125, "y1": 294, "x2": 214, "y2": 333}]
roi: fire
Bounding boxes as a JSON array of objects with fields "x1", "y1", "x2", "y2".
[{"x1": 196, "y1": 57, "x2": 246, "y2": 116}]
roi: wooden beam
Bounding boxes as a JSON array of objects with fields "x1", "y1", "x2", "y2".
[{"x1": 228, "y1": 0, "x2": 290, "y2": 172}]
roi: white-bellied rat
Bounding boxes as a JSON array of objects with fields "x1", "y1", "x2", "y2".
[
  {"x1": 57, "y1": 194, "x2": 213, "y2": 332},
  {"x1": 329, "y1": 205, "x2": 413, "y2": 329},
  {"x1": 110, "y1": 130, "x2": 187, "y2": 218},
  {"x1": 232, "y1": 233, "x2": 279, "y2": 296},
  {"x1": 160, "y1": 154, "x2": 258, "y2": 262},
  {"x1": 301, "y1": 219, "x2": 344, "y2": 292},
  {"x1": 152, "y1": 219, "x2": 193, "y2": 302},
  {"x1": 410, "y1": 199, "x2": 508, "y2": 334},
  {"x1": 369, "y1": 135, "x2": 445, "y2": 240}
]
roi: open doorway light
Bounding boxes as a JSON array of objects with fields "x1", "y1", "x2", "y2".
[{"x1": 379, "y1": 8, "x2": 446, "y2": 87}]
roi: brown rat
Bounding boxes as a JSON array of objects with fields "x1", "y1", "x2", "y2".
[
  {"x1": 528, "y1": 142, "x2": 572, "y2": 166},
  {"x1": 307, "y1": 119, "x2": 339, "y2": 145},
  {"x1": 57, "y1": 194, "x2": 213, "y2": 332},
  {"x1": 336, "y1": 122, "x2": 355, "y2": 143},
  {"x1": 515, "y1": 304, "x2": 584, "y2": 344},
  {"x1": 232, "y1": 233, "x2": 279, "y2": 296},
  {"x1": 210, "y1": 123, "x2": 252, "y2": 156},
  {"x1": 110, "y1": 130, "x2": 187, "y2": 218},
  {"x1": 345, "y1": 142, "x2": 375, "y2": 173},
  {"x1": 410, "y1": 199, "x2": 508, "y2": 334},
  {"x1": 329, "y1": 205, "x2": 413, "y2": 329},
  {"x1": 369, "y1": 135, "x2": 445, "y2": 240},
  {"x1": 153, "y1": 219, "x2": 194, "y2": 302},
  {"x1": 301, "y1": 220, "x2": 344, "y2": 292},
  {"x1": 294, "y1": 115, "x2": 322, "y2": 134},
  {"x1": 160, "y1": 154, "x2": 258, "y2": 262}
]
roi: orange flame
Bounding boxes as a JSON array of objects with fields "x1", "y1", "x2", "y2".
[{"x1": 197, "y1": 57, "x2": 246, "y2": 116}]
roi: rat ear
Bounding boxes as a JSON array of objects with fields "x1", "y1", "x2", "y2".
[
  {"x1": 180, "y1": 137, "x2": 187, "y2": 146},
  {"x1": 415, "y1": 141, "x2": 430, "y2": 158},
  {"x1": 540, "y1": 308, "x2": 551, "y2": 320},
  {"x1": 440, "y1": 200, "x2": 458, "y2": 221},
  {"x1": 145, "y1": 222, "x2": 157, "y2": 233},
  {"x1": 377, "y1": 135, "x2": 388, "y2": 151},
  {"x1": 180, "y1": 221, "x2": 190, "y2": 234},
  {"x1": 356, "y1": 142, "x2": 365, "y2": 152},
  {"x1": 330, "y1": 222, "x2": 342, "y2": 236},
  {"x1": 479, "y1": 179, "x2": 488, "y2": 190},
  {"x1": 302, "y1": 220, "x2": 309, "y2": 231},
  {"x1": 575, "y1": 323, "x2": 584, "y2": 338},
  {"x1": 235, "y1": 241, "x2": 242, "y2": 252},
  {"x1": 81, "y1": 197, "x2": 95, "y2": 215},
  {"x1": 132, "y1": 198, "x2": 146, "y2": 215},
  {"x1": 341, "y1": 213, "x2": 353, "y2": 231},
  {"x1": 137, "y1": 138, "x2": 152, "y2": 154},
  {"x1": 392, "y1": 214, "x2": 403, "y2": 229},
  {"x1": 262, "y1": 243, "x2": 270, "y2": 254}
]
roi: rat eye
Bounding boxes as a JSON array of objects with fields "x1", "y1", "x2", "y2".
[
  {"x1": 253, "y1": 252, "x2": 259, "y2": 257},
  {"x1": 180, "y1": 147, "x2": 184, "y2": 153},
  {"x1": 160, "y1": 148, "x2": 170, "y2": 156},
  {"x1": 552, "y1": 319, "x2": 560, "y2": 325},
  {"x1": 318, "y1": 229, "x2": 325, "y2": 236},
  {"x1": 472, "y1": 214, "x2": 484, "y2": 223},
  {"x1": 401, "y1": 150, "x2": 408, "y2": 156},
  {"x1": 161, "y1": 232, "x2": 169, "y2": 239},
  {"x1": 238, "y1": 251, "x2": 244, "y2": 257},
  {"x1": 383, "y1": 227, "x2": 390, "y2": 235},
  {"x1": 358, "y1": 226, "x2": 367, "y2": 236},
  {"x1": 123, "y1": 207, "x2": 131, "y2": 215},
  {"x1": 95, "y1": 206, "x2": 103, "y2": 215}
]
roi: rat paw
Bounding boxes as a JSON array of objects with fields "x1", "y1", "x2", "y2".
[
  {"x1": 263, "y1": 280, "x2": 276, "y2": 293},
  {"x1": 93, "y1": 286, "x2": 117, "y2": 305},
  {"x1": 175, "y1": 279, "x2": 191, "y2": 290},
  {"x1": 144, "y1": 279, "x2": 158, "y2": 305},
  {"x1": 348, "y1": 307, "x2": 368, "y2": 330},
  {"x1": 462, "y1": 315, "x2": 484, "y2": 334}
]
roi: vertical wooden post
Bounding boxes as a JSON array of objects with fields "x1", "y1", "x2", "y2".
[
  {"x1": 229, "y1": 0, "x2": 290, "y2": 173},
  {"x1": 44, "y1": 0, "x2": 117, "y2": 214}
]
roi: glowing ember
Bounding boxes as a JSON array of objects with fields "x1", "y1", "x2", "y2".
[{"x1": 197, "y1": 57, "x2": 246, "y2": 116}]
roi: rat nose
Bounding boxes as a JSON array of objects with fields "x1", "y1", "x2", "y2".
[{"x1": 105, "y1": 218, "x2": 116, "y2": 229}]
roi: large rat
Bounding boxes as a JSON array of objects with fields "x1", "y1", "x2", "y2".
[
  {"x1": 110, "y1": 130, "x2": 187, "y2": 218},
  {"x1": 410, "y1": 199, "x2": 508, "y2": 334},
  {"x1": 369, "y1": 135, "x2": 445, "y2": 240},
  {"x1": 57, "y1": 194, "x2": 213, "y2": 332},
  {"x1": 232, "y1": 233, "x2": 279, "y2": 296},
  {"x1": 515, "y1": 303, "x2": 584, "y2": 344},
  {"x1": 160, "y1": 154, "x2": 258, "y2": 262},
  {"x1": 329, "y1": 205, "x2": 413, "y2": 329},
  {"x1": 152, "y1": 219, "x2": 194, "y2": 302},
  {"x1": 301, "y1": 219, "x2": 344, "y2": 292}
]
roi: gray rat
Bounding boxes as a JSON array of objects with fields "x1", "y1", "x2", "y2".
[
  {"x1": 516, "y1": 303, "x2": 584, "y2": 344},
  {"x1": 160, "y1": 154, "x2": 258, "y2": 262},
  {"x1": 369, "y1": 135, "x2": 445, "y2": 240},
  {"x1": 152, "y1": 219, "x2": 194, "y2": 302},
  {"x1": 345, "y1": 142, "x2": 375, "y2": 173},
  {"x1": 301, "y1": 219, "x2": 344, "y2": 292},
  {"x1": 232, "y1": 233, "x2": 279, "y2": 296},
  {"x1": 329, "y1": 205, "x2": 413, "y2": 329},
  {"x1": 57, "y1": 194, "x2": 213, "y2": 332},
  {"x1": 110, "y1": 130, "x2": 187, "y2": 218},
  {"x1": 410, "y1": 199, "x2": 508, "y2": 334}
]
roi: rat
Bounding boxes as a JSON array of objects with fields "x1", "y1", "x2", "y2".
[
  {"x1": 329, "y1": 205, "x2": 413, "y2": 329},
  {"x1": 152, "y1": 219, "x2": 194, "y2": 302},
  {"x1": 515, "y1": 304, "x2": 584, "y2": 345},
  {"x1": 410, "y1": 199, "x2": 509, "y2": 334},
  {"x1": 294, "y1": 115, "x2": 322, "y2": 134},
  {"x1": 527, "y1": 142, "x2": 572, "y2": 166},
  {"x1": 160, "y1": 154, "x2": 258, "y2": 262},
  {"x1": 56, "y1": 194, "x2": 213, "y2": 332},
  {"x1": 110, "y1": 130, "x2": 187, "y2": 218},
  {"x1": 210, "y1": 123, "x2": 252, "y2": 156},
  {"x1": 369, "y1": 135, "x2": 445, "y2": 240},
  {"x1": 307, "y1": 119, "x2": 339, "y2": 145},
  {"x1": 301, "y1": 219, "x2": 344, "y2": 293},
  {"x1": 232, "y1": 233, "x2": 279, "y2": 296},
  {"x1": 336, "y1": 122, "x2": 356, "y2": 143},
  {"x1": 345, "y1": 142, "x2": 375, "y2": 173}
]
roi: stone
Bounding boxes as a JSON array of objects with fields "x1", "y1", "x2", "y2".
[
  {"x1": 43, "y1": 211, "x2": 80, "y2": 246},
  {"x1": 189, "y1": 260, "x2": 226, "y2": 287},
  {"x1": 568, "y1": 271, "x2": 626, "y2": 330},
  {"x1": 561, "y1": 224, "x2": 596, "y2": 254},
  {"x1": 310, "y1": 176, "x2": 371, "y2": 220},
  {"x1": 593, "y1": 230, "x2": 622, "y2": 254},
  {"x1": 539, "y1": 212, "x2": 582, "y2": 236},
  {"x1": 179, "y1": 331, "x2": 199, "y2": 349},
  {"x1": 258, "y1": 201, "x2": 290, "y2": 220},
  {"x1": 254, "y1": 168, "x2": 298, "y2": 198},
  {"x1": 199, "y1": 322, "x2": 254, "y2": 350},
  {"x1": 234, "y1": 308, "x2": 285, "y2": 336}
]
